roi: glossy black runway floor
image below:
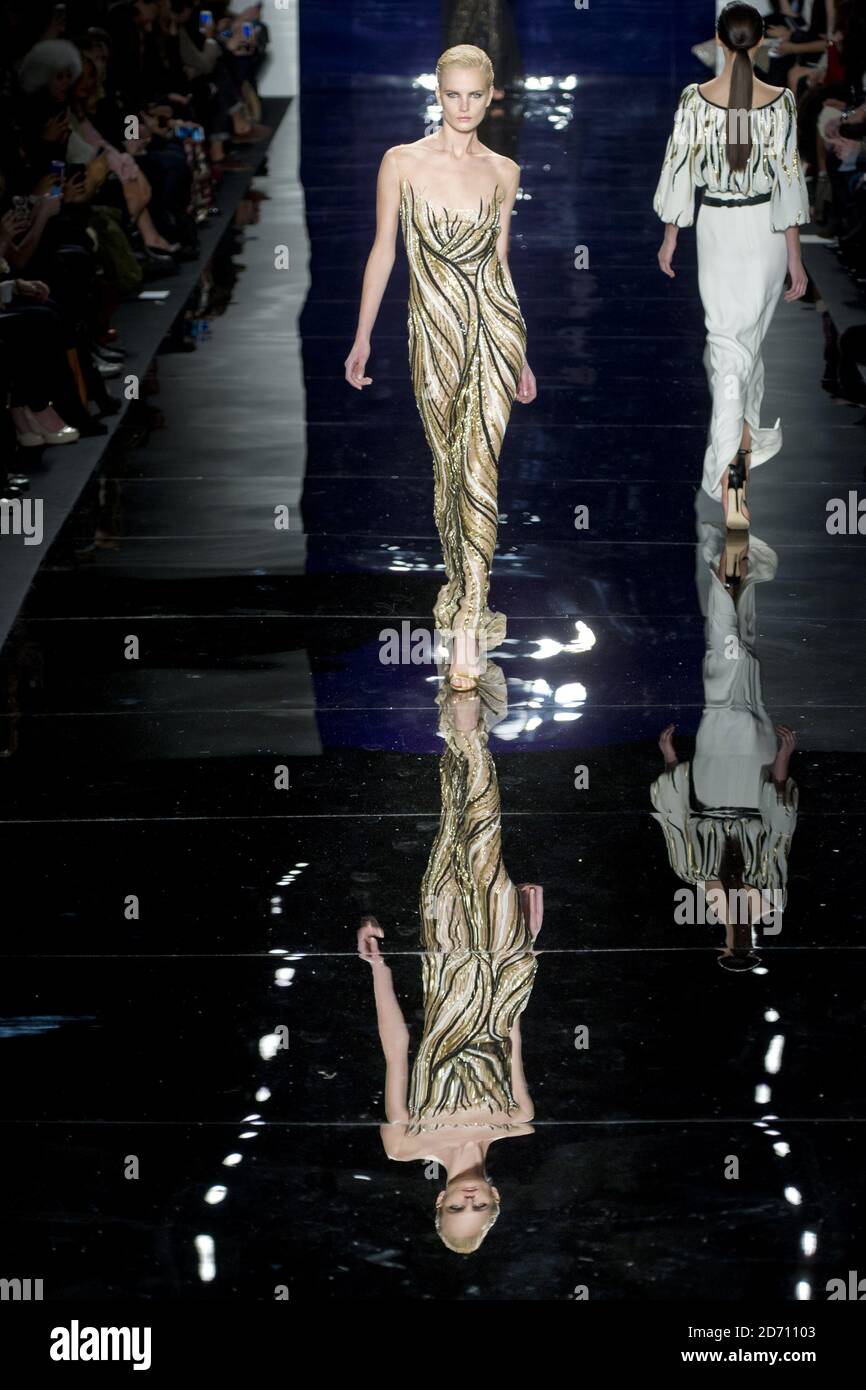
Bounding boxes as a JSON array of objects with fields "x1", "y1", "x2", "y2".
[{"x1": 2, "y1": 76, "x2": 866, "y2": 1304}]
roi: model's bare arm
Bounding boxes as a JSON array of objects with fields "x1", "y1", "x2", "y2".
[
  {"x1": 357, "y1": 918, "x2": 410, "y2": 1120},
  {"x1": 344, "y1": 148, "x2": 401, "y2": 390},
  {"x1": 495, "y1": 160, "x2": 520, "y2": 282},
  {"x1": 496, "y1": 159, "x2": 536, "y2": 402}
]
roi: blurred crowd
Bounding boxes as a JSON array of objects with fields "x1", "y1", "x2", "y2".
[{"x1": 0, "y1": 0, "x2": 270, "y2": 493}]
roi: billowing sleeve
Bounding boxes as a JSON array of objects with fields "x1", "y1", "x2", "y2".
[
  {"x1": 759, "y1": 770, "x2": 799, "y2": 835},
  {"x1": 771, "y1": 88, "x2": 810, "y2": 231},
  {"x1": 653, "y1": 84, "x2": 699, "y2": 228},
  {"x1": 650, "y1": 762, "x2": 700, "y2": 883}
]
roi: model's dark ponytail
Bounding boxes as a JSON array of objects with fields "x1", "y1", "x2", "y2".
[{"x1": 717, "y1": 3, "x2": 764, "y2": 173}]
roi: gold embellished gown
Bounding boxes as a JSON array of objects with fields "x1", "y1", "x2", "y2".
[
  {"x1": 399, "y1": 177, "x2": 527, "y2": 653},
  {"x1": 406, "y1": 669, "x2": 537, "y2": 1135}
]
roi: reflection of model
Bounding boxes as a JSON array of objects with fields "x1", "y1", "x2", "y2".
[
  {"x1": 443, "y1": 1, "x2": 524, "y2": 97},
  {"x1": 357, "y1": 667, "x2": 542, "y2": 1253},
  {"x1": 653, "y1": 3, "x2": 809, "y2": 524},
  {"x1": 651, "y1": 530, "x2": 798, "y2": 968},
  {"x1": 345, "y1": 44, "x2": 535, "y2": 690}
]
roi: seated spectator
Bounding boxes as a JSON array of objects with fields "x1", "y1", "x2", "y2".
[{"x1": 0, "y1": 0, "x2": 271, "y2": 466}]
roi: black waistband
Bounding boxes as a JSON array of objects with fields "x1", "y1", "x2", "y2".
[{"x1": 701, "y1": 191, "x2": 773, "y2": 209}]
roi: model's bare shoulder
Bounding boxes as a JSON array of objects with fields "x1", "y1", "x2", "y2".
[
  {"x1": 385, "y1": 139, "x2": 433, "y2": 181},
  {"x1": 380, "y1": 1122, "x2": 413, "y2": 1159},
  {"x1": 491, "y1": 153, "x2": 521, "y2": 192},
  {"x1": 380, "y1": 145, "x2": 406, "y2": 173},
  {"x1": 496, "y1": 154, "x2": 521, "y2": 178}
]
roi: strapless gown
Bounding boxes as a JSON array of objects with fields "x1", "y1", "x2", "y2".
[
  {"x1": 408, "y1": 668, "x2": 537, "y2": 1125},
  {"x1": 399, "y1": 177, "x2": 527, "y2": 653}
]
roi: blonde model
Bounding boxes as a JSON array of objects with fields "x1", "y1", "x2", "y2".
[{"x1": 345, "y1": 44, "x2": 536, "y2": 689}]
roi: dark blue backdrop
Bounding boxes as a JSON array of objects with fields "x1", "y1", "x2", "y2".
[{"x1": 299, "y1": 0, "x2": 710, "y2": 85}]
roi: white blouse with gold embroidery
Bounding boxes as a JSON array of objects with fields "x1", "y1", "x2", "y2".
[{"x1": 653, "y1": 83, "x2": 810, "y2": 232}]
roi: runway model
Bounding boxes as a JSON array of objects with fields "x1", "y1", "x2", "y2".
[
  {"x1": 345, "y1": 44, "x2": 536, "y2": 689},
  {"x1": 653, "y1": 2, "x2": 810, "y2": 527},
  {"x1": 651, "y1": 527, "x2": 798, "y2": 971},
  {"x1": 357, "y1": 667, "x2": 543, "y2": 1253}
]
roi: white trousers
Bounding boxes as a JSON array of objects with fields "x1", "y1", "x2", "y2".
[{"x1": 696, "y1": 198, "x2": 788, "y2": 500}]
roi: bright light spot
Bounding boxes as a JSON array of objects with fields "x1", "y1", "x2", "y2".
[
  {"x1": 796, "y1": 1282, "x2": 811, "y2": 1300},
  {"x1": 784, "y1": 1186, "x2": 802, "y2": 1206},
  {"x1": 529, "y1": 638, "x2": 562, "y2": 660},
  {"x1": 204, "y1": 1185, "x2": 227, "y2": 1205},
  {"x1": 194, "y1": 1234, "x2": 216, "y2": 1283},
  {"x1": 772, "y1": 1142, "x2": 790, "y2": 1156},
  {"x1": 555, "y1": 683, "x2": 587, "y2": 706},
  {"x1": 801, "y1": 1231, "x2": 818, "y2": 1256},
  {"x1": 764, "y1": 1008, "x2": 780, "y2": 1022},
  {"x1": 525, "y1": 716, "x2": 542, "y2": 732},
  {"x1": 222, "y1": 1153, "x2": 243, "y2": 1167},
  {"x1": 569, "y1": 621, "x2": 596, "y2": 652},
  {"x1": 255, "y1": 1087, "x2": 271, "y2": 1102},
  {"x1": 553, "y1": 712, "x2": 582, "y2": 722},
  {"x1": 259, "y1": 1033, "x2": 283, "y2": 1060},
  {"x1": 755, "y1": 1084, "x2": 771, "y2": 1104},
  {"x1": 764, "y1": 1035, "x2": 785, "y2": 1074}
]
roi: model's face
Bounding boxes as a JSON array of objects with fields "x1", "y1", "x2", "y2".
[
  {"x1": 436, "y1": 1179, "x2": 499, "y2": 1242},
  {"x1": 437, "y1": 66, "x2": 491, "y2": 132}
]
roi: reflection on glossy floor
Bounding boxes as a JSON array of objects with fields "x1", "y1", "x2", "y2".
[{"x1": 2, "y1": 65, "x2": 866, "y2": 1301}]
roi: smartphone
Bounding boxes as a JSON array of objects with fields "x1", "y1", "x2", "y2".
[
  {"x1": 49, "y1": 159, "x2": 65, "y2": 197},
  {"x1": 242, "y1": 22, "x2": 253, "y2": 39},
  {"x1": 200, "y1": 9, "x2": 212, "y2": 28}
]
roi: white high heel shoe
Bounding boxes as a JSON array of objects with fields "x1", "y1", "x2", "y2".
[{"x1": 12, "y1": 405, "x2": 80, "y2": 447}]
